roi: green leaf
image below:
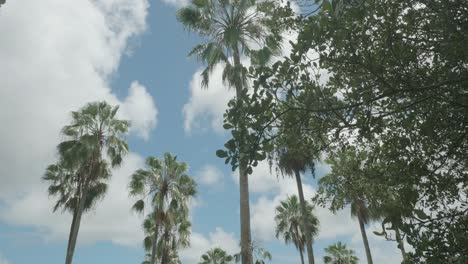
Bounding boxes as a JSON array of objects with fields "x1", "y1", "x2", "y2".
[{"x1": 216, "y1": 149, "x2": 228, "y2": 158}]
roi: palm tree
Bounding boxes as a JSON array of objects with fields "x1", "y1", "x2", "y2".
[
  {"x1": 142, "y1": 208, "x2": 191, "y2": 264},
  {"x1": 129, "y1": 153, "x2": 197, "y2": 264},
  {"x1": 275, "y1": 195, "x2": 319, "y2": 264},
  {"x1": 199, "y1": 248, "x2": 234, "y2": 264},
  {"x1": 350, "y1": 197, "x2": 374, "y2": 264},
  {"x1": 323, "y1": 242, "x2": 359, "y2": 264},
  {"x1": 274, "y1": 129, "x2": 319, "y2": 264},
  {"x1": 177, "y1": 1, "x2": 281, "y2": 263},
  {"x1": 44, "y1": 101, "x2": 129, "y2": 264}
]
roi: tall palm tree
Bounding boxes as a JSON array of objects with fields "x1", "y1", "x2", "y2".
[
  {"x1": 177, "y1": 1, "x2": 281, "y2": 263},
  {"x1": 44, "y1": 101, "x2": 129, "y2": 264},
  {"x1": 274, "y1": 129, "x2": 319, "y2": 264},
  {"x1": 275, "y1": 195, "x2": 319, "y2": 264},
  {"x1": 323, "y1": 242, "x2": 359, "y2": 264},
  {"x1": 129, "y1": 153, "x2": 197, "y2": 264},
  {"x1": 199, "y1": 248, "x2": 234, "y2": 264}
]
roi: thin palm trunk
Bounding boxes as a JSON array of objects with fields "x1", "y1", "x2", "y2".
[
  {"x1": 395, "y1": 228, "x2": 406, "y2": 260},
  {"x1": 66, "y1": 207, "x2": 78, "y2": 255},
  {"x1": 233, "y1": 47, "x2": 253, "y2": 264},
  {"x1": 150, "y1": 223, "x2": 160, "y2": 264},
  {"x1": 357, "y1": 214, "x2": 373, "y2": 264},
  {"x1": 294, "y1": 169, "x2": 315, "y2": 264},
  {"x1": 65, "y1": 187, "x2": 88, "y2": 264},
  {"x1": 299, "y1": 247, "x2": 305, "y2": 264},
  {"x1": 294, "y1": 225, "x2": 305, "y2": 264}
]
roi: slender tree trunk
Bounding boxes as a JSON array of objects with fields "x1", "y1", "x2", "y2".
[
  {"x1": 293, "y1": 225, "x2": 305, "y2": 264},
  {"x1": 233, "y1": 48, "x2": 253, "y2": 264},
  {"x1": 66, "y1": 207, "x2": 78, "y2": 255},
  {"x1": 150, "y1": 222, "x2": 160, "y2": 264},
  {"x1": 299, "y1": 247, "x2": 305, "y2": 264},
  {"x1": 294, "y1": 169, "x2": 315, "y2": 264},
  {"x1": 65, "y1": 187, "x2": 88, "y2": 264},
  {"x1": 357, "y1": 214, "x2": 373, "y2": 264},
  {"x1": 395, "y1": 228, "x2": 406, "y2": 260}
]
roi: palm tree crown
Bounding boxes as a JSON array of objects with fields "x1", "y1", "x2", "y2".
[
  {"x1": 275, "y1": 195, "x2": 319, "y2": 264},
  {"x1": 323, "y1": 242, "x2": 359, "y2": 264},
  {"x1": 199, "y1": 248, "x2": 234, "y2": 264},
  {"x1": 177, "y1": 0, "x2": 281, "y2": 89},
  {"x1": 130, "y1": 153, "x2": 197, "y2": 264}
]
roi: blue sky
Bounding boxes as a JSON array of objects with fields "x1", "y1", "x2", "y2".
[{"x1": 0, "y1": 1, "x2": 403, "y2": 263}]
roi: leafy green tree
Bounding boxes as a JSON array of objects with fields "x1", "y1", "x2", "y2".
[
  {"x1": 275, "y1": 195, "x2": 319, "y2": 264},
  {"x1": 199, "y1": 248, "x2": 234, "y2": 264},
  {"x1": 129, "y1": 153, "x2": 197, "y2": 264},
  {"x1": 323, "y1": 242, "x2": 359, "y2": 264},
  {"x1": 44, "y1": 101, "x2": 129, "y2": 264},
  {"x1": 177, "y1": 0, "x2": 282, "y2": 263},
  {"x1": 216, "y1": 0, "x2": 468, "y2": 261}
]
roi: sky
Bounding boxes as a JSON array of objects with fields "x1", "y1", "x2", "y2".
[{"x1": 0, "y1": 1, "x2": 404, "y2": 263}]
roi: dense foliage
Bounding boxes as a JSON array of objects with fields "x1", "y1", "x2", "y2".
[{"x1": 218, "y1": 0, "x2": 468, "y2": 262}]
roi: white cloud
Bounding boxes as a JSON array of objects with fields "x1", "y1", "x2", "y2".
[
  {"x1": 161, "y1": 0, "x2": 190, "y2": 7},
  {"x1": 183, "y1": 63, "x2": 236, "y2": 134},
  {"x1": 0, "y1": 0, "x2": 152, "y2": 199},
  {"x1": 0, "y1": 0, "x2": 155, "y2": 247},
  {"x1": 232, "y1": 161, "x2": 282, "y2": 193},
  {"x1": 250, "y1": 177, "x2": 315, "y2": 241},
  {"x1": 197, "y1": 164, "x2": 224, "y2": 186},
  {"x1": 181, "y1": 227, "x2": 239, "y2": 264},
  {"x1": 120, "y1": 81, "x2": 158, "y2": 141}
]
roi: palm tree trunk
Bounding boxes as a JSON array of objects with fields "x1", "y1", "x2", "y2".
[
  {"x1": 65, "y1": 187, "x2": 88, "y2": 264},
  {"x1": 299, "y1": 247, "x2": 305, "y2": 264},
  {"x1": 150, "y1": 223, "x2": 160, "y2": 264},
  {"x1": 66, "y1": 207, "x2": 78, "y2": 255},
  {"x1": 395, "y1": 228, "x2": 406, "y2": 260},
  {"x1": 358, "y1": 214, "x2": 373, "y2": 264},
  {"x1": 294, "y1": 169, "x2": 315, "y2": 264},
  {"x1": 233, "y1": 47, "x2": 253, "y2": 264}
]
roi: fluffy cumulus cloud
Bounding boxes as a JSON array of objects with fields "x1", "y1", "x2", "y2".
[
  {"x1": 0, "y1": 0, "x2": 155, "y2": 246},
  {"x1": 232, "y1": 161, "x2": 282, "y2": 193},
  {"x1": 183, "y1": 63, "x2": 236, "y2": 134},
  {"x1": 180, "y1": 227, "x2": 239, "y2": 264},
  {"x1": 197, "y1": 164, "x2": 224, "y2": 186},
  {"x1": 121, "y1": 81, "x2": 158, "y2": 141}
]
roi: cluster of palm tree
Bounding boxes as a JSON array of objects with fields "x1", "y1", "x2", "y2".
[
  {"x1": 130, "y1": 153, "x2": 197, "y2": 264},
  {"x1": 44, "y1": 101, "x2": 196, "y2": 264},
  {"x1": 42, "y1": 0, "x2": 414, "y2": 263}
]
